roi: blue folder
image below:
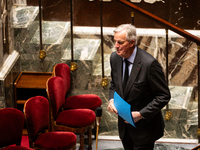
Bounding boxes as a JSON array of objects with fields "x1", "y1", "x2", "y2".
[{"x1": 114, "y1": 92, "x2": 136, "y2": 128}]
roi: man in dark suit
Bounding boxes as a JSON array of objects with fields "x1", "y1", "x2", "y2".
[{"x1": 107, "y1": 24, "x2": 171, "y2": 150}]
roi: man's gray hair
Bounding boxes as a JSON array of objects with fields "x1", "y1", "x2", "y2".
[{"x1": 114, "y1": 24, "x2": 137, "y2": 44}]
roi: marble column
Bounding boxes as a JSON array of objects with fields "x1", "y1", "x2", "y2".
[
  {"x1": 0, "y1": 0, "x2": 20, "y2": 108},
  {"x1": 0, "y1": 51, "x2": 20, "y2": 108},
  {"x1": 0, "y1": 0, "x2": 3, "y2": 68}
]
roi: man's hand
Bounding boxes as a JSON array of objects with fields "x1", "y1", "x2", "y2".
[
  {"x1": 131, "y1": 111, "x2": 143, "y2": 123},
  {"x1": 107, "y1": 99, "x2": 118, "y2": 115},
  {"x1": 124, "y1": 111, "x2": 143, "y2": 124},
  {"x1": 124, "y1": 111, "x2": 143, "y2": 123}
]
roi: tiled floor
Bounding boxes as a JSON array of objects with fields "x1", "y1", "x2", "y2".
[
  {"x1": 76, "y1": 136, "x2": 199, "y2": 150},
  {"x1": 22, "y1": 134, "x2": 199, "y2": 150}
]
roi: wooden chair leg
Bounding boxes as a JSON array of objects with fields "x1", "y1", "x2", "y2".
[
  {"x1": 71, "y1": 145, "x2": 76, "y2": 150},
  {"x1": 88, "y1": 127, "x2": 92, "y2": 150},
  {"x1": 79, "y1": 134, "x2": 84, "y2": 150},
  {"x1": 93, "y1": 120, "x2": 97, "y2": 139}
]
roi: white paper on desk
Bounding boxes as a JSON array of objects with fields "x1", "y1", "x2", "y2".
[{"x1": 114, "y1": 92, "x2": 136, "y2": 128}]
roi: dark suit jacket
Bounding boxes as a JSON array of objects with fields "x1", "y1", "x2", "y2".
[{"x1": 109, "y1": 47, "x2": 171, "y2": 145}]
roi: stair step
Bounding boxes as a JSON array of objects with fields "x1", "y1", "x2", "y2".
[
  {"x1": 187, "y1": 101, "x2": 198, "y2": 125},
  {"x1": 162, "y1": 86, "x2": 194, "y2": 122},
  {"x1": 30, "y1": 21, "x2": 70, "y2": 45},
  {"x1": 13, "y1": 0, "x2": 27, "y2": 6},
  {"x1": 13, "y1": 6, "x2": 39, "y2": 28}
]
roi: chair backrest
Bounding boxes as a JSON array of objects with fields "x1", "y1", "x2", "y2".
[
  {"x1": 24, "y1": 96, "x2": 49, "y2": 143},
  {"x1": 53, "y1": 63, "x2": 71, "y2": 95},
  {"x1": 46, "y1": 76, "x2": 65, "y2": 120},
  {"x1": 0, "y1": 108, "x2": 24, "y2": 147}
]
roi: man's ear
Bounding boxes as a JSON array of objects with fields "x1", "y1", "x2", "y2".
[{"x1": 130, "y1": 40, "x2": 135, "y2": 47}]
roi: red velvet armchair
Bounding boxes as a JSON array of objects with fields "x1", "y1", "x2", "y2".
[
  {"x1": 24, "y1": 96, "x2": 77, "y2": 150},
  {"x1": 53, "y1": 63, "x2": 102, "y2": 110},
  {"x1": 0, "y1": 108, "x2": 34, "y2": 150},
  {"x1": 46, "y1": 76, "x2": 96, "y2": 150}
]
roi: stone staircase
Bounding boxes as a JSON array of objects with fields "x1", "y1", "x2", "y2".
[
  {"x1": 13, "y1": 5, "x2": 104, "y2": 73},
  {"x1": 13, "y1": 5, "x2": 199, "y2": 139}
]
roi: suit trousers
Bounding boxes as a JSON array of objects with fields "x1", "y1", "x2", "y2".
[{"x1": 121, "y1": 124, "x2": 155, "y2": 150}]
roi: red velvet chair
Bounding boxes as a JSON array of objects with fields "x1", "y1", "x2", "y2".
[
  {"x1": 24, "y1": 96, "x2": 77, "y2": 150},
  {"x1": 53, "y1": 63, "x2": 102, "y2": 111},
  {"x1": 0, "y1": 108, "x2": 34, "y2": 150},
  {"x1": 46, "y1": 76, "x2": 96, "y2": 150}
]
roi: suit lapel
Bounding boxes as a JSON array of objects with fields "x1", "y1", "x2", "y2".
[{"x1": 124, "y1": 48, "x2": 142, "y2": 97}]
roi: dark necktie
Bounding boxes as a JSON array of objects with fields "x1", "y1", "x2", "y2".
[{"x1": 122, "y1": 59, "x2": 129, "y2": 90}]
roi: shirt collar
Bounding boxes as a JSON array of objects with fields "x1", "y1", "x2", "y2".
[{"x1": 123, "y1": 46, "x2": 137, "y2": 64}]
